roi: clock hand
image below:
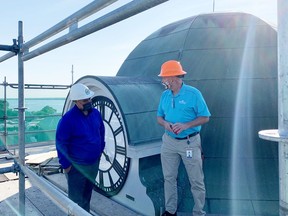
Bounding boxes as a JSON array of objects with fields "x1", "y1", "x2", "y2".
[{"x1": 102, "y1": 151, "x2": 112, "y2": 164}]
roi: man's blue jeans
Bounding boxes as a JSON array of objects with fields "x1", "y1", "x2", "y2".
[{"x1": 66, "y1": 160, "x2": 100, "y2": 212}]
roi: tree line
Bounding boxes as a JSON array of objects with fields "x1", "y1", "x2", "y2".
[{"x1": 0, "y1": 100, "x2": 57, "y2": 117}]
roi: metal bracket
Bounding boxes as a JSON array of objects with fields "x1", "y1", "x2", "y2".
[
  {"x1": 12, "y1": 160, "x2": 21, "y2": 174},
  {"x1": 0, "y1": 39, "x2": 19, "y2": 54}
]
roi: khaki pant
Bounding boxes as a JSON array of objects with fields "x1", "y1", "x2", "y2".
[{"x1": 161, "y1": 133, "x2": 206, "y2": 216}]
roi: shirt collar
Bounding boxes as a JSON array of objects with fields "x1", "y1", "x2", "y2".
[{"x1": 168, "y1": 82, "x2": 185, "y2": 97}]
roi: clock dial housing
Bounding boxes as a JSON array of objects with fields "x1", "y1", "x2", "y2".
[{"x1": 92, "y1": 95, "x2": 130, "y2": 197}]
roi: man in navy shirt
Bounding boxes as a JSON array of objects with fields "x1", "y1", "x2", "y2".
[
  {"x1": 157, "y1": 60, "x2": 210, "y2": 216},
  {"x1": 56, "y1": 83, "x2": 105, "y2": 213}
]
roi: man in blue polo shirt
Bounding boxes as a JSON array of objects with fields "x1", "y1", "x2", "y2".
[
  {"x1": 56, "y1": 83, "x2": 105, "y2": 213},
  {"x1": 157, "y1": 60, "x2": 210, "y2": 216}
]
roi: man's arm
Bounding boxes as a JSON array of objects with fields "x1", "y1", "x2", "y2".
[
  {"x1": 56, "y1": 118, "x2": 72, "y2": 171},
  {"x1": 157, "y1": 116, "x2": 174, "y2": 133},
  {"x1": 170, "y1": 116, "x2": 209, "y2": 135}
]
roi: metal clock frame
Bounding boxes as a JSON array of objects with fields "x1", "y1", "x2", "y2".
[{"x1": 92, "y1": 95, "x2": 130, "y2": 197}]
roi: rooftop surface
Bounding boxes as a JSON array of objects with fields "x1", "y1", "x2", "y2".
[{"x1": 0, "y1": 146, "x2": 249, "y2": 216}]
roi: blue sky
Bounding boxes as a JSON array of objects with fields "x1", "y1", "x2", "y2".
[{"x1": 0, "y1": 0, "x2": 277, "y2": 98}]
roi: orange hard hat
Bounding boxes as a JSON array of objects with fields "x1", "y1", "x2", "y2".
[{"x1": 158, "y1": 60, "x2": 187, "y2": 77}]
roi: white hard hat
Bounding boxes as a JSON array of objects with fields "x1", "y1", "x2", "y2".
[{"x1": 69, "y1": 83, "x2": 94, "y2": 100}]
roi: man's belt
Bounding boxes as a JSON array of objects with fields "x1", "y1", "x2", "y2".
[{"x1": 174, "y1": 132, "x2": 199, "y2": 140}]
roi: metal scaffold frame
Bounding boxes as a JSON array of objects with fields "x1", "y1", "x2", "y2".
[
  {"x1": 0, "y1": 0, "x2": 168, "y2": 215},
  {"x1": 1, "y1": 0, "x2": 286, "y2": 215},
  {"x1": 0, "y1": 76, "x2": 70, "y2": 150}
]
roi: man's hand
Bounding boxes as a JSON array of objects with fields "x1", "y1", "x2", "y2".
[
  {"x1": 170, "y1": 123, "x2": 188, "y2": 135},
  {"x1": 64, "y1": 165, "x2": 72, "y2": 173},
  {"x1": 164, "y1": 121, "x2": 174, "y2": 132}
]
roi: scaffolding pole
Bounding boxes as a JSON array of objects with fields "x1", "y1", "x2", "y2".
[
  {"x1": 20, "y1": 164, "x2": 92, "y2": 216},
  {"x1": 17, "y1": 21, "x2": 26, "y2": 216},
  {"x1": 259, "y1": 0, "x2": 288, "y2": 215},
  {"x1": 22, "y1": 0, "x2": 168, "y2": 61},
  {"x1": 0, "y1": 0, "x2": 170, "y2": 215}
]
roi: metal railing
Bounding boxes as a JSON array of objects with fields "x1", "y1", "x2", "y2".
[
  {"x1": 0, "y1": 114, "x2": 61, "y2": 148},
  {"x1": 0, "y1": 1, "x2": 169, "y2": 215},
  {"x1": 0, "y1": 78, "x2": 69, "y2": 150}
]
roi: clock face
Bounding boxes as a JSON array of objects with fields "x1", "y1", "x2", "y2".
[{"x1": 92, "y1": 95, "x2": 130, "y2": 197}]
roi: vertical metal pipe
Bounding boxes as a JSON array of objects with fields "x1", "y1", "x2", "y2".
[
  {"x1": 278, "y1": 0, "x2": 288, "y2": 215},
  {"x1": 3, "y1": 77, "x2": 7, "y2": 148},
  {"x1": 71, "y1": 65, "x2": 74, "y2": 85},
  {"x1": 18, "y1": 21, "x2": 26, "y2": 216}
]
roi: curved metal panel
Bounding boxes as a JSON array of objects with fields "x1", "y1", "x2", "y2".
[
  {"x1": 93, "y1": 76, "x2": 164, "y2": 145},
  {"x1": 66, "y1": 76, "x2": 164, "y2": 145},
  {"x1": 67, "y1": 12, "x2": 278, "y2": 215},
  {"x1": 115, "y1": 12, "x2": 278, "y2": 215}
]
